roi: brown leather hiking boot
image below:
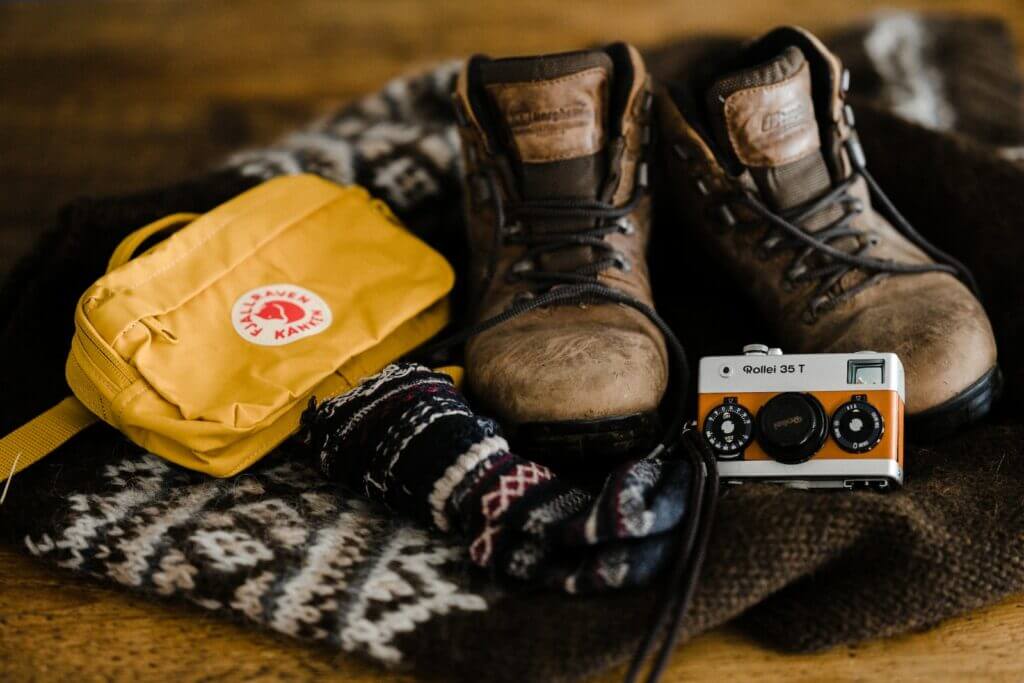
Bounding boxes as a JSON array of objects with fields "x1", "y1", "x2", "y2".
[
  {"x1": 657, "y1": 26, "x2": 1000, "y2": 436},
  {"x1": 452, "y1": 45, "x2": 669, "y2": 465}
]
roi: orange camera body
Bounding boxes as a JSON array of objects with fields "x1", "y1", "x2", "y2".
[{"x1": 697, "y1": 345, "x2": 904, "y2": 489}]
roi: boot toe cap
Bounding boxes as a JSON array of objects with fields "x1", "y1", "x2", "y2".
[
  {"x1": 826, "y1": 276, "x2": 997, "y2": 415},
  {"x1": 466, "y1": 320, "x2": 668, "y2": 425}
]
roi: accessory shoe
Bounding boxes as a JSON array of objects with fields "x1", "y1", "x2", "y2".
[
  {"x1": 452, "y1": 44, "x2": 669, "y2": 465},
  {"x1": 656, "y1": 26, "x2": 1000, "y2": 436}
]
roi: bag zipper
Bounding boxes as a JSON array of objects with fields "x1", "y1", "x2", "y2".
[{"x1": 75, "y1": 303, "x2": 134, "y2": 390}]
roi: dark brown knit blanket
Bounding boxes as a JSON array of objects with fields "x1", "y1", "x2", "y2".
[{"x1": 1, "y1": 13, "x2": 1023, "y2": 683}]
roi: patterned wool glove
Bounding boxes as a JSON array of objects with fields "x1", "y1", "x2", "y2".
[{"x1": 301, "y1": 363, "x2": 695, "y2": 593}]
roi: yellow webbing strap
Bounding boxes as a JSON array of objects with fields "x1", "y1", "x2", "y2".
[
  {"x1": 106, "y1": 212, "x2": 200, "y2": 273},
  {"x1": 0, "y1": 213, "x2": 197, "y2": 487},
  {"x1": 0, "y1": 397, "x2": 98, "y2": 484}
]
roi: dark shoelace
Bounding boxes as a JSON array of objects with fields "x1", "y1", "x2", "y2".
[
  {"x1": 683, "y1": 134, "x2": 981, "y2": 321},
  {"x1": 418, "y1": 155, "x2": 715, "y2": 682},
  {"x1": 624, "y1": 427, "x2": 720, "y2": 683},
  {"x1": 500, "y1": 192, "x2": 644, "y2": 290},
  {"x1": 468, "y1": 156, "x2": 646, "y2": 302}
]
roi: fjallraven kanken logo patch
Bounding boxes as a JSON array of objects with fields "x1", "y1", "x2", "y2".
[{"x1": 231, "y1": 283, "x2": 333, "y2": 346}]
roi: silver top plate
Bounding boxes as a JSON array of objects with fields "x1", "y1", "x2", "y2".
[{"x1": 699, "y1": 351, "x2": 905, "y2": 403}]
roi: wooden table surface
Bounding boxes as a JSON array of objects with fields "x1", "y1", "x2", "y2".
[{"x1": 2, "y1": 1, "x2": 1024, "y2": 681}]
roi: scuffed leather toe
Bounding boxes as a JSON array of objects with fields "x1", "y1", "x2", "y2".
[
  {"x1": 817, "y1": 273, "x2": 997, "y2": 415},
  {"x1": 466, "y1": 309, "x2": 668, "y2": 425}
]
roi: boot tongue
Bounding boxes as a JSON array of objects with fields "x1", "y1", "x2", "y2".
[
  {"x1": 479, "y1": 51, "x2": 613, "y2": 201},
  {"x1": 706, "y1": 46, "x2": 832, "y2": 212}
]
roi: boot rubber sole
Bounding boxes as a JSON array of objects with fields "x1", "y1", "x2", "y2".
[
  {"x1": 906, "y1": 365, "x2": 1003, "y2": 441},
  {"x1": 509, "y1": 411, "x2": 660, "y2": 473},
  {"x1": 508, "y1": 365, "x2": 1001, "y2": 466}
]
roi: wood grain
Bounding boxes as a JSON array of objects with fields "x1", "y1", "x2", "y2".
[
  {"x1": 3, "y1": 0, "x2": 1024, "y2": 274},
  {"x1": 3, "y1": 544, "x2": 1024, "y2": 682},
  {"x1": 2, "y1": 1, "x2": 1024, "y2": 681}
]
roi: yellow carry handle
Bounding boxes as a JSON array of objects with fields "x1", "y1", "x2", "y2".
[{"x1": 106, "y1": 212, "x2": 200, "y2": 273}]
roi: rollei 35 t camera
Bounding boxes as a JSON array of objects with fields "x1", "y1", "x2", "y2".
[{"x1": 697, "y1": 344, "x2": 905, "y2": 489}]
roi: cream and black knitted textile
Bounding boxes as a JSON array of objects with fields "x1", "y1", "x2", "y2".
[
  {"x1": 2, "y1": 13, "x2": 1024, "y2": 683},
  {"x1": 301, "y1": 363, "x2": 695, "y2": 593}
]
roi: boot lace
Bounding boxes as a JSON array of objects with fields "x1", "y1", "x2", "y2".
[
  {"x1": 472, "y1": 159, "x2": 646, "y2": 300},
  {"x1": 680, "y1": 135, "x2": 981, "y2": 322}
]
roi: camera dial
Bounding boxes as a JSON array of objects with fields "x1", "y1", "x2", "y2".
[
  {"x1": 831, "y1": 395, "x2": 884, "y2": 453},
  {"x1": 756, "y1": 392, "x2": 828, "y2": 464},
  {"x1": 703, "y1": 397, "x2": 754, "y2": 457}
]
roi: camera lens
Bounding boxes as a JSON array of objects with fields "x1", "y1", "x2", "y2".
[{"x1": 756, "y1": 392, "x2": 828, "y2": 464}]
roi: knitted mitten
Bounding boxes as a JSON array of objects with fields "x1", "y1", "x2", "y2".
[{"x1": 301, "y1": 363, "x2": 694, "y2": 593}]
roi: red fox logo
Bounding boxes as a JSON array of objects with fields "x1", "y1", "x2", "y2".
[
  {"x1": 254, "y1": 300, "x2": 306, "y2": 323},
  {"x1": 233, "y1": 284, "x2": 331, "y2": 346}
]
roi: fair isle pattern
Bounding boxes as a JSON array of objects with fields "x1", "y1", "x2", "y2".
[
  {"x1": 303, "y1": 364, "x2": 696, "y2": 595},
  {"x1": 306, "y1": 364, "x2": 511, "y2": 533},
  {"x1": 226, "y1": 61, "x2": 464, "y2": 214},
  {"x1": 469, "y1": 461, "x2": 554, "y2": 566},
  {"x1": 429, "y1": 434, "x2": 510, "y2": 532},
  {"x1": 23, "y1": 451, "x2": 487, "y2": 666}
]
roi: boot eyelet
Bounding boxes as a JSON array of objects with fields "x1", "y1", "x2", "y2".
[
  {"x1": 717, "y1": 205, "x2": 737, "y2": 228},
  {"x1": 695, "y1": 179, "x2": 711, "y2": 196},
  {"x1": 511, "y1": 260, "x2": 534, "y2": 274},
  {"x1": 845, "y1": 134, "x2": 867, "y2": 170},
  {"x1": 801, "y1": 309, "x2": 818, "y2": 325},
  {"x1": 786, "y1": 266, "x2": 808, "y2": 281},
  {"x1": 505, "y1": 222, "x2": 523, "y2": 236},
  {"x1": 758, "y1": 236, "x2": 780, "y2": 260},
  {"x1": 613, "y1": 253, "x2": 632, "y2": 272},
  {"x1": 673, "y1": 143, "x2": 692, "y2": 161},
  {"x1": 617, "y1": 220, "x2": 636, "y2": 236},
  {"x1": 808, "y1": 295, "x2": 832, "y2": 318},
  {"x1": 513, "y1": 291, "x2": 535, "y2": 305},
  {"x1": 867, "y1": 233, "x2": 881, "y2": 247}
]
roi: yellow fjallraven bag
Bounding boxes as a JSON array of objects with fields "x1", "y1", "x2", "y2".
[{"x1": 0, "y1": 174, "x2": 454, "y2": 481}]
